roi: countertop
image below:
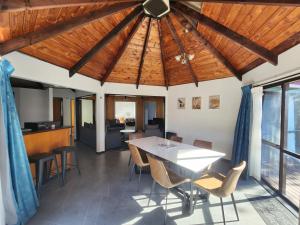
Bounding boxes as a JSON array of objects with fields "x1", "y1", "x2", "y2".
[{"x1": 22, "y1": 126, "x2": 72, "y2": 135}]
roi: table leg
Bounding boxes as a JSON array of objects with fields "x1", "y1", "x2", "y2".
[{"x1": 189, "y1": 182, "x2": 194, "y2": 214}]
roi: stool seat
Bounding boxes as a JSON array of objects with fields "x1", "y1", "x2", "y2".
[
  {"x1": 53, "y1": 146, "x2": 77, "y2": 154},
  {"x1": 29, "y1": 153, "x2": 53, "y2": 163}
]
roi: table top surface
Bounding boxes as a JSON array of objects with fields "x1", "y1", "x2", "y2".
[
  {"x1": 120, "y1": 129, "x2": 136, "y2": 133},
  {"x1": 127, "y1": 136, "x2": 225, "y2": 173}
]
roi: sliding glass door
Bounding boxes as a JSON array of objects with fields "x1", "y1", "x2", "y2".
[{"x1": 262, "y1": 80, "x2": 300, "y2": 207}]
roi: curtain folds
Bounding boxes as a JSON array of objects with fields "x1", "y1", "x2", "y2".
[
  {"x1": 0, "y1": 59, "x2": 39, "y2": 225},
  {"x1": 249, "y1": 87, "x2": 263, "y2": 181},
  {"x1": 231, "y1": 85, "x2": 252, "y2": 167}
]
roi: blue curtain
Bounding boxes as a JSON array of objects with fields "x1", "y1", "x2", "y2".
[
  {"x1": 0, "y1": 59, "x2": 39, "y2": 225},
  {"x1": 231, "y1": 85, "x2": 252, "y2": 166}
]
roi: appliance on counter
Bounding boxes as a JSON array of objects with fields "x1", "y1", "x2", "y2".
[{"x1": 24, "y1": 121, "x2": 58, "y2": 131}]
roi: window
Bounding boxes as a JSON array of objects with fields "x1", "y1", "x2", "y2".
[
  {"x1": 115, "y1": 101, "x2": 136, "y2": 122},
  {"x1": 262, "y1": 80, "x2": 300, "y2": 208}
]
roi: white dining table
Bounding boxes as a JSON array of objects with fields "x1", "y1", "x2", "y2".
[{"x1": 127, "y1": 136, "x2": 225, "y2": 213}]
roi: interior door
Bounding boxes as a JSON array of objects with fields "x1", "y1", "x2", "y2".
[{"x1": 53, "y1": 97, "x2": 63, "y2": 126}]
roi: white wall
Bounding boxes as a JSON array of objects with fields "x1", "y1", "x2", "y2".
[
  {"x1": 6, "y1": 52, "x2": 168, "y2": 152},
  {"x1": 243, "y1": 44, "x2": 300, "y2": 85},
  {"x1": 167, "y1": 78, "x2": 242, "y2": 160},
  {"x1": 81, "y1": 99, "x2": 93, "y2": 126},
  {"x1": 13, "y1": 87, "x2": 49, "y2": 128}
]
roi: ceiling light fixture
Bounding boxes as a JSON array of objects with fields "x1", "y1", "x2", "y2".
[{"x1": 175, "y1": 52, "x2": 194, "y2": 64}]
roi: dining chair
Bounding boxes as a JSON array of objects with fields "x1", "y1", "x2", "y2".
[
  {"x1": 147, "y1": 154, "x2": 190, "y2": 224},
  {"x1": 128, "y1": 143, "x2": 149, "y2": 191},
  {"x1": 193, "y1": 139, "x2": 213, "y2": 171},
  {"x1": 193, "y1": 139, "x2": 212, "y2": 149},
  {"x1": 170, "y1": 135, "x2": 183, "y2": 143},
  {"x1": 193, "y1": 161, "x2": 246, "y2": 225},
  {"x1": 128, "y1": 132, "x2": 144, "y2": 166}
]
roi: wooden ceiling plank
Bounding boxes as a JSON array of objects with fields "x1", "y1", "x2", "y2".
[
  {"x1": 101, "y1": 14, "x2": 144, "y2": 86},
  {"x1": 0, "y1": 0, "x2": 143, "y2": 12},
  {"x1": 172, "y1": 9, "x2": 241, "y2": 80},
  {"x1": 157, "y1": 20, "x2": 169, "y2": 90},
  {"x1": 0, "y1": 2, "x2": 138, "y2": 55},
  {"x1": 173, "y1": 0, "x2": 300, "y2": 6},
  {"x1": 136, "y1": 18, "x2": 152, "y2": 89},
  {"x1": 69, "y1": 5, "x2": 143, "y2": 77},
  {"x1": 173, "y1": 2, "x2": 278, "y2": 66},
  {"x1": 165, "y1": 15, "x2": 199, "y2": 87}
]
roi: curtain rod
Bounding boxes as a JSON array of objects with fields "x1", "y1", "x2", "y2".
[{"x1": 253, "y1": 72, "x2": 300, "y2": 88}]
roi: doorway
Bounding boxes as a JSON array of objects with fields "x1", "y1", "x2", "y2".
[{"x1": 53, "y1": 97, "x2": 63, "y2": 126}]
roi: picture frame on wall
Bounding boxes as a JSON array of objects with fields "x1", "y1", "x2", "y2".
[
  {"x1": 177, "y1": 98, "x2": 186, "y2": 109},
  {"x1": 192, "y1": 97, "x2": 201, "y2": 109},
  {"x1": 209, "y1": 95, "x2": 220, "y2": 109}
]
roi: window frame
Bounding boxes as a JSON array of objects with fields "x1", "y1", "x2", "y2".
[{"x1": 262, "y1": 77, "x2": 300, "y2": 209}]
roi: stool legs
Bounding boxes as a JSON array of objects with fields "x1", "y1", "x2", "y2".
[
  {"x1": 72, "y1": 151, "x2": 81, "y2": 175},
  {"x1": 61, "y1": 151, "x2": 67, "y2": 185},
  {"x1": 37, "y1": 160, "x2": 44, "y2": 197}
]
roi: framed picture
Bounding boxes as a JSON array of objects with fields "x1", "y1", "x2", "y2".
[
  {"x1": 177, "y1": 98, "x2": 186, "y2": 109},
  {"x1": 209, "y1": 95, "x2": 220, "y2": 109},
  {"x1": 192, "y1": 97, "x2": 201, "y2": 109}
]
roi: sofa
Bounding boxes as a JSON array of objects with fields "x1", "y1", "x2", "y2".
[
  {"x1": 79, "y1": 123, "x2": 96, "y2": 149},
  {"x1": 105, "y1": 119, "x2": 125, "y2": 150}
]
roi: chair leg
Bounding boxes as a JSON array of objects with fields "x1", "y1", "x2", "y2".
[
  {"x1": 231, "y1": 194, "x2": 239, "y2": 221},
  {"x1": 53, "y1": 156, "x2": 61, "y2": 186},
  {"x1": 73, "y1": 151, "x2": 81, "y2": 175},
  {"x1": 189, "y1": 182, "x2": 194, "y2": 214},
  {"x1": 129, "y1": 163, "x2": 135, "y2": 181},
  {"x1": 37, "y1": 160, "x2": 44, "y2": 197},
  {"x1": 148, "y1": 180, "x2": 156, "y2": 206},
  {"x1": 128, "y1": 155, "x2": 131, "y2": 167},
  {"x1": 61, "y1": 152, "x2": 67, "y2": 185},
  {"x1": 220, "y1": 197, "x2": 226, "y2": 225},
  {"x1": 137, "y1": 166, "x2": 142, "y2": 192},
  {"x1": 164, "y1": 189, "x2": 169, "y2": 225}
]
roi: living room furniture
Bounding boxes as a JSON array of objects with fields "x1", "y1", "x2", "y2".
[
  {"x1": 144, "y1": 124, "x2": 163, "y2": 137},
  {"x1": 105, "y1": 119, "x2": 125, "y2": 150},
  {"x1": 79, "y1": 123, "x2": 96, "y2": 149},
  {"x1": 193, "y1": 161, "x2": 246, "y2": 225}
]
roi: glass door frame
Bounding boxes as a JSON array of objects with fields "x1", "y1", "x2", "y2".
[{"x1": 262, "y1": 77, "x2": 300, "y2": 209}]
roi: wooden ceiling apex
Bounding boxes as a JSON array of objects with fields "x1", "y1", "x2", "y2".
[
  {"x1": 136, "y1": 18, "x2": 152, "y2": 89},
  {"x1": 165, "y1": 15, "x2": 199, "y2": 87},
  {"x1": 0, "y1": 0, "x2": 144, "y2": 12},
  {"x1": 173, "y1": 0, "x2": 300, "y2": 6},
  {"x1": 2, "y1": 0, "x2": 300, "y2": 87},
  {"x1": 173, "y1": 2, "x2": 278, "y2": 66},
  {"x1": 172, "y1": 8, "x2": 242, "y2": 80},
  {"x1": 101, "y1": 14, "x2": 145, "y2": 86},
  {"x1": 69, "y1": 5, "x2": 144, "y2": 77},
  {"x1": 158, "y1": 20, "x2": 169, "y2": 90},
  {"x1": 0, "y1": 2, "x2": 138, "y2": 55}
]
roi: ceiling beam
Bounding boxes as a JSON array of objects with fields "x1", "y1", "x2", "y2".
[
  {"x1": 172, "y1": 9, "x2": 242, "y2": 80},
  {"x1": 165, "y1": 15, "x2": 199, "y2": 87},
  {"x1": 0, "y1": 2, "x2": 138, "y2": 55},
  {"x1": 0, "y1": 0, "x2": 143, "y2": 12},
  {"x1": 172, "y1": 2, "x2": 278, "y2": 66},
  {"x1": 173, "y1": 0, "x2": 300, "y2": 6},
  {"x1": 157, "y1": 20, "x2": 169, "y2": 90},
  {"x1": 100, "y1": 14, "x2": 144, "y2": 86},
  {"x1": 136, "y1": 18, "x2": 152, "y2": 89},
  {"x1": 69, "y1": 5, "x2": 143, "y2": 77}
]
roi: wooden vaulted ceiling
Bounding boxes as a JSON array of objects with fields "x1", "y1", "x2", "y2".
[{"x1": 1, "y1": 1, "x2": 300, "y2": 89}]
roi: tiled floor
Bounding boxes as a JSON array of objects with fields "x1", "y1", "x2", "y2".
[{"x1": 27, "y1": 143, "x2": 298, "y2": 225}]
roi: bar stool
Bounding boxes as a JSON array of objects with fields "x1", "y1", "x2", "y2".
[
  {"x1": 28, "y1": 152, "x2": 60, "y2": 196},
  {"x1": 52, "y1": 146, "x2": 81, "y2": 185}
]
